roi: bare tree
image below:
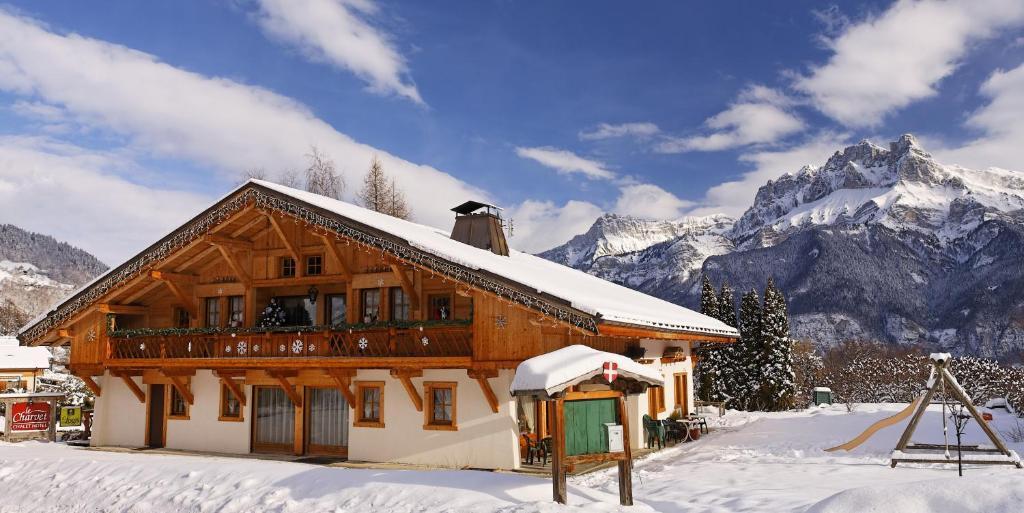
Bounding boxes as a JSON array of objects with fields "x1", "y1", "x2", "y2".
[
  {"x1": 358, "y1": 155, "x2": 390, "y2": 212},
  {"x1": 304, "y1": 146, "x2": 344, "y2": 199},
  {"x1": 278, "y1": 168, "x2": 302, "y2": 189},
  {"x1": 387, "y1": 178, "x2": 411, "y2": 220},
  {"x1": 240, "y1": 167, "x2": 268, "y2": 184}
]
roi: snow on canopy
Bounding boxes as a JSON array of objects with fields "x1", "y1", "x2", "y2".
[
  {"x1": 510, "y1": 345, "x2": 663, "y2": 398},
  {"x1": 0, "y1": 344, "x2": 51, "y2": 370},
  {"x1": 255, "y1": 180, "x2": 738, "y2": 337}
]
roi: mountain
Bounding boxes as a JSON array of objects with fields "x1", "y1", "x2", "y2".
[
  {"x1": 0, "y1": 225, "x2": 107, "y2": 335},
  {"x1": 541, "y1": 135, "x2": 1024, "y2": 359}
]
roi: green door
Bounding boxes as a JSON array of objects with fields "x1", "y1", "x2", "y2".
[{"x1": 564, "y1": 398, "x2": 618, "y2": 456}]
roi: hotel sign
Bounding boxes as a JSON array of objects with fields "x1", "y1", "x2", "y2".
[{"x1": 10, "y1": 402, "x2": 50, "y2": 432}]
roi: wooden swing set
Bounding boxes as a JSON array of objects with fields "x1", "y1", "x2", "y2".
[{"x1": 826, "y1": 353, "x2": 1021, "y2": 469}]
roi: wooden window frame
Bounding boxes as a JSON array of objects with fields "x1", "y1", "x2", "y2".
[
  {"x1": 173, "y1": 306, "x2": 191, "y2": 328},
  {"x1": 354, "y1": 381, "x2": 385, "y2": 428},
  {"x1": 360, "y1": 289, "x2": 381, "y2": 324},
  {"x1": 204, "y1": 297, "x2": 221, "y2": 328},
  {"x1": 167, "y1": 385, "x2": 190, "y2": 420},
  {"x1": 325, "y1": 293, "x2": 347, "y2": 326},
  {"x1": 227, "y1": 295, "x2": 245, "y2": 328},
  {"x1": 305, "y1": 254, "x2": 323, "y2": 276},
  {"x1": 389, "y1": 286, "x2": 410, "y2": 322},
  {"x1": 673, "y1": 373, "x2": 689, "y2": 414},
  {"x1": 427, "y1": 293, "x2": 454, "y2": 321},
  {"x1": 648, "y1": 385, "x2": 666, "y2": 417},
  {"x1": 280, "y1": 256, "x2": 296, "y2": 278},
  {"x1": 218, "y1": 382, "x2": 244, "y2": 422},
  {"x1": 423, "y1": 381, "x2": 458, "y2": 431}
]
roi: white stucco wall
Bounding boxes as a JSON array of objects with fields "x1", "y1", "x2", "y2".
[
  {"x1": 165, "y1": 370, "x2": 252, "y2": 454},
  {"x1": 631, "y1": 339, "x2": 696, "y2": 449},
  {"x1": 347, "y1": 369, "x2": 519, "y2": 470},
  {"x1": 90, "y1": 372, "x2": 146, "y2": 448}
]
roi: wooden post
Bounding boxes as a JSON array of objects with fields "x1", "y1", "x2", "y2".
[
  {"x1": 616, "y1": 394, "x2": 634, "y2": 506},
  {"x1": 48, "y1": 398, "x2": 58, "y2": 442},
  {"x1": 551, "y1": 398, "x2": 567, "y2": 504}
]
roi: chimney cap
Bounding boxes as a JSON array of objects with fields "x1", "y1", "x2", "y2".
[{"x1": 451, "y1": 200, "x2": 502, "y2": 216}]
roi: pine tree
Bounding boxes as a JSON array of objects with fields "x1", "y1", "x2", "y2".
[
  {"x1": 760, "y1": 278, "x2": 795, "y2": 410},
  {"x1": 359, "y1": 156, "x2": 390, "y2": 212},
  {"x1": 736, "y1": 289, "x2": 763, "y2": 410},
  {"x1": 696, "y1": 276, "x2": 722, "y2": 401},
  {"x1": 716, "y1": 282, "x2": 742, "y2": 405}
]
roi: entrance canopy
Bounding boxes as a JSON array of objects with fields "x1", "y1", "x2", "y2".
[{"x1": 510, "y1": 345, "x2": 664, "y2": 399}]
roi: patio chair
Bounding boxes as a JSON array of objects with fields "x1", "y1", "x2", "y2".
[
  {"x1": 643, "y1": 414, "x2": 666, "y2": 449},
  {"x1": 687, "y1": 414, "x2": 709, "y2": 434},
  {"x1": 662, "y1": 418, "x2": 688, "y2": 444},
  {"x1": 522, "y1": 434, "x2": 546, "y2": 465}
]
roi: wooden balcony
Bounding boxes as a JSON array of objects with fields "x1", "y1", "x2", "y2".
[{"x1": 106, "y1": 324, "x2": 473, "y2": 368}]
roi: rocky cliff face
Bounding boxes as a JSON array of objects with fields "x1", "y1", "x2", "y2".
[{"x1": 541, "y1": 135, "x2": 1024, "y2": 359}]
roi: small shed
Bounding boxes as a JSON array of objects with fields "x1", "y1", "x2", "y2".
[
  {"x1": 511, "y1": 345, "x2": 664, "y2": 506},
  {"x1": 0, "y1": 337, "x2": 51, "y2": 392}
]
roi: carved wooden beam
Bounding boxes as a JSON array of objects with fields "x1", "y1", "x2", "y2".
[
  {"x1": 120, "y1": 280, "x2": 163, "y2": 305},
  {"x1": 206, "y1": 233, "x2": 254, "y2": 250},
  {"x1": 116, "y1": 373, "x2": 146, "y2": 403},
  {"x1": 219, "y1": 376, "x2": 247, "y2": 407},
  {"x1": 57, "y1": 328, "x2": 73, "y2": 338},
  {"x1": 326, "y1": 369, "x2": 356, "y2": 409},
  {"x1": 150, "y1": 271, "x2": 197, "y2": 319},
  {"x1": 468, "y1": 368, "x2": 500, "y2": 413},
  {"x1": 389, "y1": 264, "x2": 420, "y2": 310},
  {"x1": 80, "y1": 375, "x2": 102, "y2": 397},
  {"x1": 212, "y1": 244, "x2": 252, "y2": 286},
  {"x1": 317, "y1": 234, "x2": 353, "y2": 279},
  {"x1": 230, "y1": 216, "x2": 266, "y2": 238},
  {"x1": 390, "y1": 368, "x2": 423, "y2": 412},
  {"x1": 268, "y1": 370, "x2": 302, "y2": 407},
  {"x1": 149, "y1": 271, "x2": 196, "y2": 282},
  {"x1": 264, "y1": 213, "x2": 301, "y2": 263},
  {"x1": 173, "y1": 246, "x2": 217, "y2": 273},
  {"x1": 167, "y1": 375, "x2": 195, "y2": 405},
  {"x1": 97, "y1": 303, "x2": 148, "y2": 315}
]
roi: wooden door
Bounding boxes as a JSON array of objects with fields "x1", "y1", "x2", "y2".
[
  {"x1": 147, "y1": 384, "x2": 165, "y2": 448},
  {"x1": 673, "y1": 374, "x2": 689, "y2": 414},
  {"x1": 305, "y1": 387, "x2": 349, "y2": 456},
  {"x1": 252, "y1": 386, "x2": 295, "y2": 453}
]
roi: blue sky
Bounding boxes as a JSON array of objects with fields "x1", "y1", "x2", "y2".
[{"x1": 0, "y1": 0, "x2": 1022, "y2": 264}]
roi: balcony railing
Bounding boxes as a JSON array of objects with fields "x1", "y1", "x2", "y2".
[{"x1": 108, "y1": 324, "x2": 473, "y2": 360}]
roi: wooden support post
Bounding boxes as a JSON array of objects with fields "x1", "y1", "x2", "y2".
[
  {"x1": 269, "y1": 371, "x2": 302, "y2": 408},
  {"x1": 941, "y1": 368, "x2": 1013, "y2": 456},
  {"x1": 616, "y1": 394, "x2": 634, "y2": 506},
  {"x1": 391, "y1": 369, "x2": 423, "y2": 412},
  {"x1": 168, "y1": 375, "x2": 195, "y2": 405},
  {"x1": 213, "y1": 244, "x2": 252, "y2": 286},
  {"x1": 389, "y1": 263, "x2": 420, "y2": 310},
  {"x1": 326, "y1": 369, "x2": 357, "y2": 409},
  {"x1": 265, "y1": 213, "x2": 301, "y2": 264},
  {"x1": 551, "y1": 398, "x2": 567, "y2": 504},
  {"x1": 117, "y1": 373, "x2": 146, "y2": 403},
  {"x1": 468, "y1": 369, "x2": 500, "y2": 413},
  {"x1": 151, "y1": 271, "x2": 197, "y2": 319},
  {"x1": 80, "y1": 375, "x2": 102, "y2": 397},
  {"x1": 219, "y1": 376, "x2": 247, "y2": 406},
  {"x1": 294, "y1": 384, "x2": 305, "y2": 456},
  {"x1": 318, "y1": 234, "x2": 353, "y2": 280}
]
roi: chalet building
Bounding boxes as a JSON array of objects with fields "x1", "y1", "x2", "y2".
[
  {"x1": 0, "y1": 336, "x2": 51, "y2": 392},
  {"x1": 18, "y1": 180, "x2": 737, "y2": 469}
]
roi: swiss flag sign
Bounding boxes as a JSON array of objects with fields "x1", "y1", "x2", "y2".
[{"x1": 602, "y1": 361, "x2": 619, "y2": 383}]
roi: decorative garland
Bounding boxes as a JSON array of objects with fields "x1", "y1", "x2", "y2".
[
  {"x1": 20, "y1": 184, "x2": 598, "y2": 345},
  {"x1": 108, "y1": 319, "x2": 473, "y2": 339}
]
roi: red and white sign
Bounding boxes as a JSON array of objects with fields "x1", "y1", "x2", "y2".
[
  {"x1": 10, "y1": 402, "x2": 50, "y2": 432},
  {"x1": 602, "y1": 361, "x2": 619, "y2": 383}
]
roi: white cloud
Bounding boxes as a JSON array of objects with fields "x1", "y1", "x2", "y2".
[
  {"x1": 515, "y1": 146, "x2": 616, "y2": 180},
  {"x1": 613, "y1": 183, "x2": 692, "y2": 220},
  {"x1": 253, "y1": 0, "x2": 422, "y2": 104},
  {"x1": 686, "y1": 132, "x2": 851, "y2": 217},
  {"x1": 794, "y1": 0, "x2": 1024, "y2": 128},
  {"x1": 935, "y1": 63, "x2": 1024, "y2": 171},
  {"x1": 0, "y1": 136, "x2": 211, "y2": 264},
  {"x1": 0, "y1": 8, "x2": 486, "y2": 242},
  {"x1": 579, "y1": 122, "x2": 660, "y2": 141},
  {"x1": 506, "y1": 199, "x2": 603, "y2": 253},
  {"x1": 655, "y1": 86, "x2": 804, "y2": 153}
]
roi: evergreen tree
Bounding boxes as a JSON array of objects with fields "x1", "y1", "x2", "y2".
[
  {"x1": 736, "y1": 289, "x2": 763, "y2": 410},
  {"x1": 760, "y1": 278, "x2": 795, "y2": 410},
  {"x1": 716, "y1": 282, "x2": 742, "y2": 405},
  {"x1": 696, "y1": 276, "x2": 722, "y2": 401}
]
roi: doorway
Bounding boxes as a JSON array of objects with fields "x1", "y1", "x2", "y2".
[
  {"x1": 673, "y1": 373, "x2": 689, "y2": 414},
  {"x1": 305, "y1": 387, "x2": 349, "y2": 456},
  {"x1": 252, "y1": 386, "x2": 295, "y2": 453},
  {"x1": 146, "y1": 384, "x2": 165, "y2": 448}
]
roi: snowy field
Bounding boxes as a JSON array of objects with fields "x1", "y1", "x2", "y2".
[{"x1": 1, "y1": 404, "x2": 1021, "y2": 513}]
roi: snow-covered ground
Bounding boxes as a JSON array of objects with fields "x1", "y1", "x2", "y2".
[{"x1": 0, "y1": 404, "x2": 1021, "y2": 512}]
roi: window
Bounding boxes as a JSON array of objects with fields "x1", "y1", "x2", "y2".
[
  {"x1": 428, "y1": 294, "x2": 452, "y2": 321},
  {"x1": 168, "y1": 386, "x2": 189, "y2": 419},
  {"x1": 390, "y1": 287, "x2": 410, "y2": 321},
  {"x1": 326, "y1": 294, "x2": 347, "y2": 325},
  {"x1": 423, "y1": 382, "x2": 457, "y2": 430},
  {"x1": 174, "y1": 307, "x2": 190, "y2": 328},
  {"x1": 360, "y1": 289, "x2": 381, "y2": 323},
  {"x1": 227, "y1": 296, "x2": 244, "y2": 328},
  {"x1": 354, "y1": 381, "x2": 384, "y2": 428},
  {"x1": 673, "y1": 373, "x2": 689, "y2": 414},
  {"x1": 278, "y1": 296, "x2": 315, "y2": 326},
  {"x1": 305, "y1": 255, "x2": 323, "y2": 276},
  {"x1": 280, "y1": 257, "x2": 296, "y2": 278},
  {"x1": 204, "y1": 297, "x2": 221, "y2": 328},
  {"x1": 219, "y1": 383, "x2": 243, "y2": 421}
]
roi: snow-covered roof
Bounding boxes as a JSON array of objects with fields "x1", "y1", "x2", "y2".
[
  {"x1": 20, "y1": 180, "x2": 738, "y2": 342},
  {"x1": 510, "y1": 345, "x2": 664, "y2": 398},
  {"x1": 0, "y1": 336, "x2": 19, "y2": 347},
  {"x1": 254, "y1": 181, "x2": 738, "y2": 337},
  {"x1": 0, "y1": 345, "x2": 51, "y2": 370}
]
